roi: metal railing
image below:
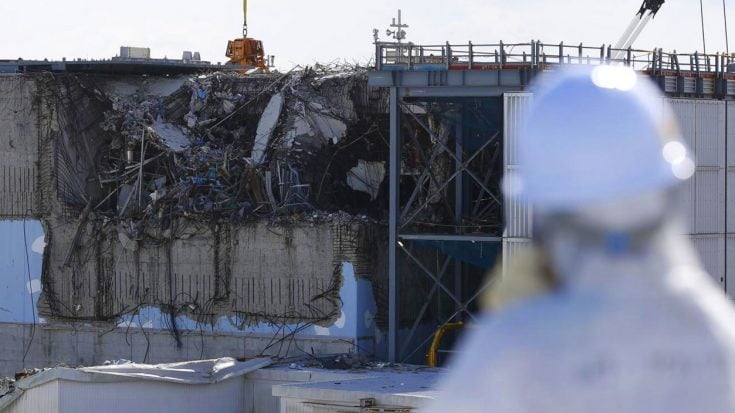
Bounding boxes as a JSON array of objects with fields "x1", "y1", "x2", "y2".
[{"x1": 375, "y1": 40, "x2": 735, "y2": 75}]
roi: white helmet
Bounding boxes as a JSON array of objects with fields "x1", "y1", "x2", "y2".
[{"x1": 514, "y1": 65, "x2": 694, "y2": 213}]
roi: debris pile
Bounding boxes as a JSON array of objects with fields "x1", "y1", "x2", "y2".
[{"x1": 91, "y1": 65, "x2": 389, "y2": 229}]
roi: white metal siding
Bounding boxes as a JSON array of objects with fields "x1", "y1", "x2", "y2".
[
  {"x1": 728, "y1": 102, "x2": 735, "y2": 167},
  {"x1": 679, "y1": 173, "x2": 696, "y2": 234},
  {"x1": 729, "y1": 169, "x2": 735, "y2": 234},
  {"x1": 694, "y1": 168, "x2": 726, "y2": 234},
  {"x1": 668, "y1": 99, "x2": 696, "y2": 151},
  {"x1": 691, "y1": 234, "x2": 726, "y2": 288},
  {"x1": 503, "y1": 93, "x2": 533, "y2": 239},
  {"x1": 5, "y1": 381, "x2": 59, "y2": 413},
  {"x1": 728, "y1": 102, "x2": 735, "y2": 235},
  {"x1": 666, "y1": 99, "x2": 727, "y2": 236},
  {"x1": 727, "y1": 235, "x2": 735, "y2": 296},
  {"x1": 57, "y1": 379, "x2": 245, "y2": 413},
  {"x1": 695, "y1": 100, "x2": 726, "y2": 167}
]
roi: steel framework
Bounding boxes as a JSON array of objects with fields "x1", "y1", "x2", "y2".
[
  {"x1": 385, "y1": 94, "x2": 509, "y2": 363},
  {"x1": 370, "y1": 39, "x2": 735, "y2": 363}
]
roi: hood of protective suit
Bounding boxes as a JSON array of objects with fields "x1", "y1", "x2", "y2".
[{"x1": 427, "y1": 221, "x2": 735, "y2": 413}]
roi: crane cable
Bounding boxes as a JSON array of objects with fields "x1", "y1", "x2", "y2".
[
  {"x1": 700, "y1": 0, "x2": 707, "y2": 54},
  {"x1": 724, "y1": 0, "x2": 730, "y2": 54},
  {"x1": 243, "y1": 0, "x2": 248, "y2": 37}
]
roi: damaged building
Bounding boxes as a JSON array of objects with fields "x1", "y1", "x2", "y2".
[{"x1": 0, "y1": 65, "x2": 405, "y2": 373}]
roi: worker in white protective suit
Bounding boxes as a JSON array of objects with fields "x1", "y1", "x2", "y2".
[{"x1": 426, "y1": 65, "x2": 735, "y2": 412}]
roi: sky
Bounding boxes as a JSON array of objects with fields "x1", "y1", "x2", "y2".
[{"x1": 0, "y1": 0, "x2": 733, "y2": 70}]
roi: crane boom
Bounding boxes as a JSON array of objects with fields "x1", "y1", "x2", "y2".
[{"x1": 612, "y1": 0, "x2": 665, "y2": 60}]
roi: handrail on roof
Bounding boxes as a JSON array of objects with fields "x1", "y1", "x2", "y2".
[{"x1": 374, "y1": 40, "x2": 735, "y2": 76}]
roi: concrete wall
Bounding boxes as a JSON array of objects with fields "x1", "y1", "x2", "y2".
[
  {"x1": 0, "y1": 76, "x2": 39, "y2": 217},
  {"x1": 0, "y1": 322, "x2": 353, "y2": 377}
]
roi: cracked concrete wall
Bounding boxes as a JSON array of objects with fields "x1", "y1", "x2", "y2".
[{"x1": 41, "y1": 219, "x2": 365, "y2": 326}]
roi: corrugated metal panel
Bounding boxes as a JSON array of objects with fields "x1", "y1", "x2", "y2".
[
  {"x1": 695, "y1": 100, "x2": 726, "y2": 167},
  {"x1": 5, "y1": 381, "x2": 59, "y2": 413},
  {"x1": 503, "y1": 92, "x2": 533, "y2": 238},
  {"x1": 679, "y1": 175, "x2": 696, "y2": 234},
  {"x1": 727, "y1": 235, "x2": 735, "y2": 299},
  {"x1": 694, "y1": 167, "x2": 726, "y2": 234},
  {"x1": 57, "y1": 379, "x2": 245, "y2": 412},
  {"x1": 691, "y1": 234, "x2": 725, "y2": 289},
  {"x1": 728, "y1": 102, "x2": 735, "y2": 167},
  {"x1": 729, "y1": 169, "x2": 735, "y2": 233},
  {"x1": 503, "y1": 93, "x2": 531, "y2": 170},
  {"x1": 667, "y1": 99, "x2": 696, "y2": 151}
]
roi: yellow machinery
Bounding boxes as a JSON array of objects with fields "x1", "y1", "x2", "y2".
[
  {"x1": 225, "y1": 0, "x2": 268, "y2": 71},
  {"x1": 427, "y1": 321, "x2": 465, "y2": 367}
]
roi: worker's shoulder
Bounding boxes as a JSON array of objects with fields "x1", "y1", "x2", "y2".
[{"x1": 471, "y1": 291, "x2": 605, "y2": 350}]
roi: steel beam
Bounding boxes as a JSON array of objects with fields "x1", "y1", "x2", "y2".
[
  {"x1": 368, "y1": 70, "x2": 524, "y2": 89},
  {"x1": 455, "y1": 121, "x2": 464, "y2": 315},
  {"x1": 400, "y1": 132, "x2": 499, "y2": 231},
  {"x1": 388, "y1": 87, "x2": 400, "y2": 362},
  {"x1": 399, "y1": 244, "x2": 477, "y2": 322},
  {"x1": 399, "y1": 234, "x2": 502, "y2": 242},
  {"x1": 397, "y1": 256, "x2": 453, "y2": 358},
  {"x1": 402, "y1": 107, "x2": 502, "y2": 208}
]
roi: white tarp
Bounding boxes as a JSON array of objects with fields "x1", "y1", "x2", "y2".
[
  {"x1": 0, "y1": 357, "x2": 272, "y2": 412},
  {"x1": 78, "y1": 357, "x2": 272, "y2": 384}
]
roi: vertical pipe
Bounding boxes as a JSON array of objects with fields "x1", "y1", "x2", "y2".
[
  {"x1": 578, "y1": 43, "x2": 583, "y2": 64},
  {"x1": 446, "y1": 41, "x2": 452, "y2": 69},
  {"x1": 375, "y1": 44, "x2": 382, "y2": 70},
  {"x1": 408, "y1": 43, "x2": 414, "y2": 70},
  {"x1": 559, "y1": 41, "x2": 564, "y2": 64},
  {"x1": 388, "y1": 87, "x2": 400, "y2": 362},
  {"x1": 499, "y1": 40, "x2": 504, "y2": 68},
  {"x1": 454, "y1": 120, "x2": 464, "y2": 316},
  {"x1": 600, "y1": 44, "x2": 605, "y2": 64},
  {"x1": 469, "y1": 41, "x2": 474, "y2": 70}
]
